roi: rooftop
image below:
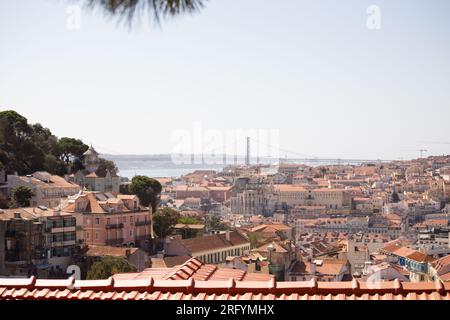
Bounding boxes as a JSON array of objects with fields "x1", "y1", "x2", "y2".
[
  {"x1": 0, "y1": 277, "x2": 448, "y2": 300},
  {"x1": 114, "y1": 257, "x2": 274, "y2": 282},
  {"x1": 176, "y1": 231, "x2": 249, "y2": 254}
]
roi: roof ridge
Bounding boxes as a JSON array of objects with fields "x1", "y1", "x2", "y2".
[
  {"x1": 164, "y1": 257, "x2": 204, "y2": 280},
  {"x1": 1, "y1": 278, "x2": 449, "y2": 300},
  {"x1": 202, "y1": 265, "x2": 218, "y2": 281},
  {"x1": 1, "y1": 277, "x2": 449, "y2": 293}
]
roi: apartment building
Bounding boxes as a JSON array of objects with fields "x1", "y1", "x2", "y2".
[
  {"x1": 173, "y1": 186, "x2": 210, "y2": 199},
  {"x1": 62, "y1": 191, "x2": 152, "y2": 249},
  {"x1": 0, "y1": 207, "x2": 78, "y2": 276},
  {"x1": 7, "y1": 171, "x2": 81, "y2": 208},
  {"x1": 164, "y1": 231, "x2": 251, "y2": 264},
  {"x1": 268, "y1": 185, "x2": 352, "y2": 210},
  {"x1": 0, "y1": 209, "x2": 46, "y2": 276},
  {"x1": 380, "y1": 244, "x2": 430, "y2": 282}
]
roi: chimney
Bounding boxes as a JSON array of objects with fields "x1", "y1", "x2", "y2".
[
  {"x1": 310, "y1": 261, "x2": 316, "y2": 275},
  {"x1": 225, "y1": 231, "x2": 231, "y2": 241}
]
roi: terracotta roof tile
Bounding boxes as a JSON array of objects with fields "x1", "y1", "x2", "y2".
[{"x1": 1, "y1": 258, "x2": 449, "y2": 300}]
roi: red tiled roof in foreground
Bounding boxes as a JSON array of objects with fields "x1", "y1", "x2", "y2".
[
  {"x1": 0, "y1": 277, "x2": 449, "y2": 300},
  {"x1": 113, "y1": 257, "x2": 274, "y2": 282}
]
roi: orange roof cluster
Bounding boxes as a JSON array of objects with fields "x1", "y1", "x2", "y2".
[
  {"x1": 382, "y1": 244, "x2": 430, "y2": 263},
  {"x1": 115, "y1": 257, "x2": 273, "y2": 282},
  {"x1": 85, "y1": 245, "x2": 141, "y2": 258},
  {"x1": 16, "y1": 174, "x2": 80, "y2": 189},
  {"x1": 0, "y1": 277, "x2": 449, "y2": 300},
  {"x1": 176, "y1": 231, "x2": 249, "y2": 254}
]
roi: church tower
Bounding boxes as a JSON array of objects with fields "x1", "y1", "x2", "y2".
[{"x1": 83, "y1": 145, "x2": 100, "y2": 174}]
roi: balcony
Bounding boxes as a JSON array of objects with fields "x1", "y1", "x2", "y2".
[
  {"x1": 51, "y1": 226, "x2": 76, "y2": 233},
  {"x1": 134, "y1": 220, "x2": 150, "y2": 227},
  {"x1": 105, "y1": 223, "x2": 124, "y2": 230}
]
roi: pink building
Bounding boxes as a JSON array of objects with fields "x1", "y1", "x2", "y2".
[{"x1": 62, "y1": 192, "x2": 152, "y2": 249}]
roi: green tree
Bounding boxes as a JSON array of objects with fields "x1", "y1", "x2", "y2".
[
  {"x1": 391, "y1": 191, "x2": 400, "y2": 203},
  {"x1": 11, "y1": 185, "x2": 35, "y2": 207},
  {"x1": 207, "y1": 215, "x2": 228, "y2": 231},
  {"x1": 129, "y1": 175, "x2": 162, "y2": 212},
  {"x1": 57, "y1": 137, "x2": 89, "y2": 166},
  {"x1": 248, "y1": 232, "x2": 263, "y2": 249},
  {"x1": 0, "y1": 110, "x2": 88, "y2": 175},
  {"x1": 178, "y1": 216, "x2": 203, "y2": 238},
  {"x1": 87, "y1": 256, "x2": 137, "y2": 280},
  {"x1": 96, "y1": 158, "x2": 119, "y2": 177},
  {"x1": 153, "y1": 207, "x2": 181, "y2": 239},
  {"x1": 0, "y1": 110, "x2": 44, "y2": 174},
  {"x1": 178, "y1": 217, "x2": 202, "y2": 225}
]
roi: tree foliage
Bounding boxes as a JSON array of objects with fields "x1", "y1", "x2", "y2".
[
  {"x1": 128, "y1": 175, "x2": 162, "y2": 211},
  {"x1": 87, "y1": 256, "x2": 137, "y2": 280},
  {"x1": 57, "y1": 137, "x2": 89, "y2": 164},
  {"x1": 96, "y1": 157, "x2": 119, "y2": 177},
  {"x1": 178, "y1": 216, "x2": 203, "y2": 238},
  {"x1": 0, "y1": 110, "x2": 118, "y2": 177},
  {"x1": 207, "y1": 215, "x2": 228, "y2": 231},
  {"x1": 0, "y1": 110, "x2": 92, "y2": 175},
  {"x1": 11, "y1": 185, "x2": 35, "y2": 207},
  {"x1": 391, "y1": 191, "x2": 400, "y2": 203},
  {"x1": 80, "y1": 0, "x2": 207, "y2": 26},
  {"x1": 178, "y1": 216, "x2": 202, "y2": 225},
  {"x1": 0, "y1": 110, "x2": 45, "y2": 175},
  {"x1": 248, "y1": 232, "x2": 264, "y2": 249},
  {"x1": 152, "y1": 207, "x2": 180, "y2": 239}
]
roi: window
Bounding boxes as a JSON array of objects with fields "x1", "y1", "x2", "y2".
[
  {"x1": 95, "y1": 232, "x2": 99, "y2": 240},
  {"x1": 130, "y1": 216, "x2": 134, "y2": 222},
  {"x1": 95, "y1": 218, "x2": 100, "y2": 225}
]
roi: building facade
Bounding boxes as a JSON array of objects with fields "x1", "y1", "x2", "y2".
[{"x1": 7, "y1": 171, "x2": 81, "y2": 208}]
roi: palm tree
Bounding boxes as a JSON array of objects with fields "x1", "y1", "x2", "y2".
[{"x1": 79, "y1": 0, "x2": 207, "y2": 25}]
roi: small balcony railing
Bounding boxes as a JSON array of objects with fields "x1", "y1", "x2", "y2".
[
  {"x1": 134, "y1": 220, "x2": 150, "y2": 227},
  {"x1": 105, "y1": 223, "x2": 124, "y2": 230}
]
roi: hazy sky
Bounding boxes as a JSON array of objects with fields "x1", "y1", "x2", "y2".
[{"x1": 1, "y1": 0, "x2": 450, "y2": 160}]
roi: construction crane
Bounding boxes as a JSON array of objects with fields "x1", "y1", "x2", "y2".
[{"x1": 401, "y1": 149, "x2": 428, "y2": 158}]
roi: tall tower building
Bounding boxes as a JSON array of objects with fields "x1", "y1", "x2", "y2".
[
  {"x1": 245, "y1": 136, "x2": 250, "y2": 166},
  {"x1": 83, "y1": 145, "x2": 100, "y2": 174}
]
